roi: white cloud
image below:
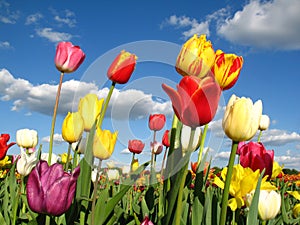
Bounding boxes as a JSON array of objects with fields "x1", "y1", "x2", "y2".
[
  {"x1": 36, "y1": 28, "x2": 73, "y2": 42},
  {"x1": 214, "y1": 151, "x2": 231, "y2": 161},
  {"x1": 0, "y1": 41, "x2": 11, "y2": 49},
  {"x1": 0, "y1": 0, "x2": 19, "y2": 24},
  {"x1": 275, "y1": 153, "x2": 300, "y2": 170},
  {"x1": 217, "y1": 0, "x2": 300, "y2": 50},
  {"x1": 0, "y1": 68, "x2": 172, "y2": 119},
  {"x1": 25, "y1": 13, "x2": 43, "y2": 25},
  {"x1": 42, "y1": 133, "x2": 65, "y2": 144},
  {"x1": 260, "y1": 129, "x2": 300, "y2": 146},
  {"x1": 121, "y1": 148, "x2": 130, "y2": 154}
]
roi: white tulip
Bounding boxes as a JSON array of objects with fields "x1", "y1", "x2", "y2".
[
  {"x1": 17, "y1": 150, "x2": 38, "y2": 176},
  {"x1": 181, "y1": 125, "x2": 201, "y2": 155},
  {"x1": 16, "y1": 129, "x2": 38, "y2": 149},
  {"x1": 259, "y1": 115, "x2": 270, "y2": 131},
  {"x1": 107, "y1": 169, "x2": 120, "y2": 181},
  {"x1": 41, "y1": 153, "x2": 59, "y2": 165}
]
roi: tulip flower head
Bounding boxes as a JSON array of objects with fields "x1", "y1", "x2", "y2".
[
  {"x1": 93, "y1": 127, "x2": 118, "y2": 160},
  {"x1": 128, "y1": 139, "x2": 145, "y2": 154},
  {"x1": 180, "y1": 125, "x2": 201, "y2": 155},
  {"x1": 107, "y1": 50, "x2": 137, "y2": 84},
  {"x1": 151, "y1": 141, "x2": 163, "y2": 155},
  {"x1": 16, "y1": 129, "x2": 38, "y2": 149},
  {"x1": 141, "y1": 216, "x2": 154, "y2": 225},
  {"x1": 0, "y1": 134, "x2": 15, "y2": 160},
  {"x1": 222, "y1": 94, "x2": 262, "y2": 142},
  {"x1": 41, "y1": 153, "x2": 59, "y2": 165},
  {"x1": 212, "y1": 49, "x2": 243, "y2": 90},
  {"x1": 131, "y1": 159, "x2": 139, "y2": 172},
  {"x1": 176, "y1": 34, "x2": 215, "y2": 78},
  {"x1": 78, "y1": 93, "x2": 104, "y2": 132},
  {"x1": 55, "y1": 42, "x2": 85, "y2": 73},
  {"x1": 60, "y1": 152, "x2": 73, "y2": 164},
  {"x1": 162, "y1": 130, "x2": 170, "y2": 148},
  {"x1": 26, "y1": 160, "x2": 80, "y2": 216},
  {"x1": 17, "y1": 150, "x2": 38, "y2": 176},
  {"x1": 162, "y1": 75, "x2": 221, "y2": 128},
  {"x1": 259, "y1": 114, "x2": 270, "y2": 131},
  {"x1": 148, "y1": 114, "x2": 166, "y2": 131},
  {"x1": 71, "y1": 138, "x2": 86, "y2": 154},
  {"x1": 107, "y1": 169, "x2": 120, "y2": 181},
  {"x1": 62, "y1": 112, "x2": 84, "y2": 143}
]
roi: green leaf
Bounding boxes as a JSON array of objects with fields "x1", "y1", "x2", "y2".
[
  {"x1": 0, "y1": 212, "x2": 7, "y2": 225},
  {"x1": 192, "y1": 197, "x2": 203, "y2": 225}
]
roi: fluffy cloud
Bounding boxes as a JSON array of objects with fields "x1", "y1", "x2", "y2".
[
  {"x1": 36, "y1": 28, "x2": 73, "y2": 42},
  {"x1": 217, "y1": 0, "x2": 300, "y2": 50},
  {"x1": 0, "y1": 1, "x2": 19, "y2": 24},
  {"x1": 260, "y1": 129, "x2": 300, "y2": 146},
  {"x1": 25, "y1": 13, "x2": 43, "y2": 25},
  {"x1": 0, "y1": 68, "x2": 172, "y2": 119},
  {"x1": 42, "y1": 133, "x2": 65, "y2": 144},
  {"x1": 0, "y1": 41, "x2": 11, "y2": 49}
]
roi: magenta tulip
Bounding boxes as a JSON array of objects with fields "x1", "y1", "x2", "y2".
[
  {"x1": 0, "y1": 134, "x2": 15, "y2": 160},
  {"x1": 148, "y1": 114, "x2": 166, "y2": 131},
  {"x1": 128, "y1": 139, "x2": 145, "y2": 154},
  {"x1": 26, "y1": 160, "x2": 80, "y2": 216},
  {"x1": 55, "y1": 42, "x2": 85, "y2": 73},
  {"x1": 162, "y1": 75, "x2": 221, "y2": 128},
  {"x1": 238, "y1": 141, "x2": 274, "y2": 179}
]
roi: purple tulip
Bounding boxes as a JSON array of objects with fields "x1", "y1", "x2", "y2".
[
  {"x1": 238, "y1": 141, "x2": 274, "y2": 179},
  {"x1": 26, "y1": 160, "x2": 80, "y2": 216}
]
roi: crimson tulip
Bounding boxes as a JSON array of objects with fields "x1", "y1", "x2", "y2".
[
  {"x1": 238, "y1": 141, "x2": 274, "y2": 179},
  {"x1": 0, "y1": 134, "x2": 15, "y2": 160},
  {"x1": 26, "y1": 160, "x2": 80, "y2": 216},
  {"x1": 162, "y1": 75, "x2": 221, "y2": 128},
  {"x1": 162, "y1": 130, "x2": 170, "y2": 147},
  {"x1": 148, "y1": 114, "x2": 166, "y2": 131},
  {"x1": 128, "y1": 139, "x2": 145, "y2": 154},
  {"x1": 107, "y1": 50, "x2": 137, "y2": 84},
  {"x1": 55, "y1": 42, "x2": 85, "y2": 73}
]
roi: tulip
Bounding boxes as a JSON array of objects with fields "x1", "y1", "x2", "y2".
[
  {"x1": 131, "y1": 159, "x2": 139, "y2": 172},
  {"x1": 162, "y1": 130, "x2": 170, "y2": 147},
  {"x1": 26, "y1": 160, "x2": 80, "y2": 216},
  {"x1": 141, "y1": 216, "x2": 154, "y2": 225},
  {"x1": 71, "y1": 138, "x2": 86, "y2": 154},
  {"x1": 128, "y1": 139, "x2": 145, "y2": 154},
  {"x1": 181, "y1": 125, "x2": 201, "y2": 155},
  {"x1": 248, "y1": 190, "x2": 281, "y2": 221},
  {"x1": 62, "y1": 112, "x2": 84, "y2": 143},
  {"x1": 91, "y1": 168, "x2": 100, "y2": 183},
  {"x1": 55, "y1": 42, "x2": 85, "y2": 73},
  {"x1": 107, "y1": 169, "x2": 120, "y2": 181},
  {"x1": 60, "y1": 153, "x2": 73, "y2": 164},
  {"x1": 78, "y1": 93, "x2": 104, "y2": 132},
  {"x1": 148, "y1": 114, "x2": 166, "y2": 131},
  {"x1": 107, "y1": 50, "x2": 137, "y2": 84},
  {"x1": 41, "y1": 153, "x2": 59, "y2": 165},
  {"x1": 271, "y1": 161, "x2": 284, "y2": 179},
  {"x1": 238, "y1": 141, "x2": 274, "y2": 179},
  {"x1": 222, "y1": 94, "x2": 262, "y2": 142},
  {"x1": 122, "y1": 165, "x2": 130, "y2": 175},
  {"x1": 162, "y1": 75, "x2": 221, "y2": 128},
  {"x1": 0, "y1": 156, "x2": 11, "y2": 167},
  {"x1": 0, "y1": 134, "x2": 15, "y2": 160},
  {"x1": 292, "y1": 203, "x2": 300, "y2": 218},
  {"x1": 212, "y1": 49, "x2": 243, "y2": 90},
  {"x1": 16, "y1": 129, "x2": 38, "y2": 149},
  {"x1": 259, "y1": 114, "x2": 270, "y2": 131},
  {"x1": 93, "y1": 127, "x2": 118, "y2": 160},
  {"x1": 176, "y1": 34, "x2": 215, "y2": 78},
  {"x1": 17, "y1": 150, "x2": 38, "y2": 176},
  {"x1": 151, "y1": 141, "x2": 163, "y2": 155}
]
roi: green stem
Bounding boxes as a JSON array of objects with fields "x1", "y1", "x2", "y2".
[
  {"x1": 65, "y1": 143, "x2": 72, "y2": 171},
  {"x1": 257, "y1": 130, "x2": 262, "y2": 142},
  {"x1": 262, "y1": 221, "x2": 267, "y2": 225},
  {"x1": 72, "y1": 150, "x2": 78, "y2": 171},
  {"x1": 220, "y1": 140, "x2": 239, "y2": 225},
  {"x1": 45, "y1": 215, "x2": 51, "y2": 225},
  {"x1": 160, "y1": 146, "x2": 168, "y2": 179},
  {"x1": 49, "y1": 72, "x2": 64, "y2": 165},
  {"x1": 174, "y1": 128, "x2": 196, "y2": 225},
  {"x1": 91, "y1": 160, "x2": 102, "y2": 225},
  {"x1": 197, "y1": 124, "x2": 208, "y2": 167},
  {"x1": 97, "y1": 81, "x2": 116, "y2": 128},
  {"x1": 150, "y1": 130, "x2": 157, "y2": 183}
]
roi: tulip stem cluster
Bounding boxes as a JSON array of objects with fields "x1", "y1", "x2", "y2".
[
  {"x1": 48, "y1": 72, "x2": 64, "y2": 165},
  {"x1": 65, "y1": 143, "x2": 72, "y2": 171},
  {"x1": 91, "y1": 159, "x2": 102, "y2": 225}
]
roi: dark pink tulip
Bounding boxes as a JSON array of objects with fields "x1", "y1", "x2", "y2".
[
  {"x1": 26, "y1": 160, "x2": 80, "y2": 216},
  {"x1": 162, "y1": 130, "x2": 170, "y2": 148},
  {"x1": 141, "y1": 216, "x2": 154, "y2": 225},
  {"x1": 238, "y1": 141, "x2": 274, "y2": 179},
  {"x1": 55, "y1": 42, "x2": 85, "y2": 73},
  {"x1": 151, "y1": 141, "x2": 163, "y2": 155},
  {"x1": 148, "y1": 114, "x2": 166, "y2": 131},
  {"x1": 128, "y1": 139, "x2": 145, "y2": 154}
]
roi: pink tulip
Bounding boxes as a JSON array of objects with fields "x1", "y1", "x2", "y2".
[
  {"x1": 55, "y1": 42, "x2": 85, "y2": 73},
  {"x1": 151, "y1": 141, "x2": 163, "y2": 155},
  {"x1": 148, "y1": 114, "x2": 166, "y2": 131},
  {"x1": 238, "y1": 141, "x2": 274, "y2": 178},
  {"x1": 26, "y1": 160, "x2": 80, "y2": 216},
  {"x1": 128, "y1": 139, "x2": 145, "y2": 154},
  {"x1": 141, "y1": 216, "x2": 154, "y2": 225}
]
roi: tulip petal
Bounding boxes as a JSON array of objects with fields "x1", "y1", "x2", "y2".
[{"x1": 162, "y1": 83, "x2": 182, "y2": 119}]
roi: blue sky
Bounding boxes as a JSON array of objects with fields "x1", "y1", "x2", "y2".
[{"x1": 1, "y1": 0, "x2": 300, "y2": 170}]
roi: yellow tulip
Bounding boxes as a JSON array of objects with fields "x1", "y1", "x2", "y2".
[
  {"x1": 222, "y1": 94, "x2": 262, "y2": 142},
  {"x1": 292, "y1": 203, "x2": 300, "y2": 218},
  {"x1": 271, "y1": 161, "x2": 284, "y2": 179},
  {"x1": 62, "y1": 112, "x2": 84, "y2": 143},
  {"x1": 60, "y1": 153, "x2": 73, "y2": 164},
  {"x1": 93, "y1": 127, "x2": 118, "y2": 160},
  {"x1": 131, "y1": 159, "x2": 139, "y2": 172},
  {"x1": 176, "y1": 34, "x2": 215, "y2": 78},
  {"x1": 0, "y1": 156, "x2": 11, "y2": 167},
  {"x1": 78, "y1": 93, "x2": 104, "y2": 132}
]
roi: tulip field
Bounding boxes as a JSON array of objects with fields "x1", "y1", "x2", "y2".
[{"x1": 1, "y1": 34, "x2": 300, "y2": 225}]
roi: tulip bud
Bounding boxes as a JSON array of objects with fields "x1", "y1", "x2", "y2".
[
  {"x1": 71, "y1": 138, "x2": 86, "y2": 154},
  {"x1": 259, "y1": 114, "x2": 270, "y2": 131},
  {"x1": 151, "y1": 141, "x2": 163, "y2": 155},
  {"x1": 16, "y1": 129, "x2": 38, "y2": 149},
  {"x1": 176, "y1": 34, "x2": 215, "y2": 78},
  {"x1": 292, "y1": 203, "x2": 300, "y2": 218},
  {"x1": 131, "y1": 159, "x2": 139, "y2": 172},
  {"x1": 128, "y1": 139, "x2": 145, "y2": 154},
  {"x1": 17, "y1": 150, "x2": 37, "y2": 176},
  {"x1": 181, "y1": 125, "x2": 201, "y2": 155},
  {"x1": 212, "y1": 49, "x2": 243, "y2": 90},
  {"x1": 93, "y1": 127, "x2": 118, "y2": 160},
  {"x1": 60, "y1": 153, "x2": 72, "y2": 164},
  {"x1": 141, "y1": 216, "x2": 154, "y2": 225},
  {"x1": 78, "y1": 93, "x2": 104, "y2": 132},
  {"x1": 107, "y1": 50, "x2": 137, "y2": 84},
  {"x1": 148, "y1": 114, "x2": 166, "y2": 131},
  {"x1": 62, "y1": 112, "x2": 84, "y2": 143},
  {"x1": 222, "y1": 94, "x2": 262, "y2": 142},
  {"x1": 162, "y1": 130, "x2": 170, "y2": 147},
  {"x1": 107, "y1": 169, "x2": 120, "y2": 181},
  {"x1": 258, "y1": 190, "x2": 281, "y2": 221},
  {"x1": 55, "y1": 42, "x2": 85, "y2": 73}
]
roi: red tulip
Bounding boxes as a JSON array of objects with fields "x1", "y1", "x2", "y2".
[
  {"x1": 148, "y1": 114, "x2": 166, "y2": 131},
  {"x1": 162, "y1": 75, "x2": 221, "y2": 128},
  {"x1": 162, "y1": 130, "x2": 170, "y2": 147},
  {"x1": 0, "y1": 134, "x2": 16, "y2": 160},
  {"x1": 191, "y1": 161, "x2": 198, "y2": 174},
  {"x1": 128, "y1": 139, "x2": 145, "y2": 154},
  {"x1": 238, "y1": 141, "x2": 274, "y2": 179},
  {"x1": 26, "y1": 160, "x2": 80, "y2": 216},
  {"x1": 141, "y1": 216, "x2": 154, "y2": 225},
  {"x1": 55, "y1": 42, "x2": 85, "y2": 73},
  {"x1": 107, "y1": 50, "x2": 137, "y2": 84}
]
